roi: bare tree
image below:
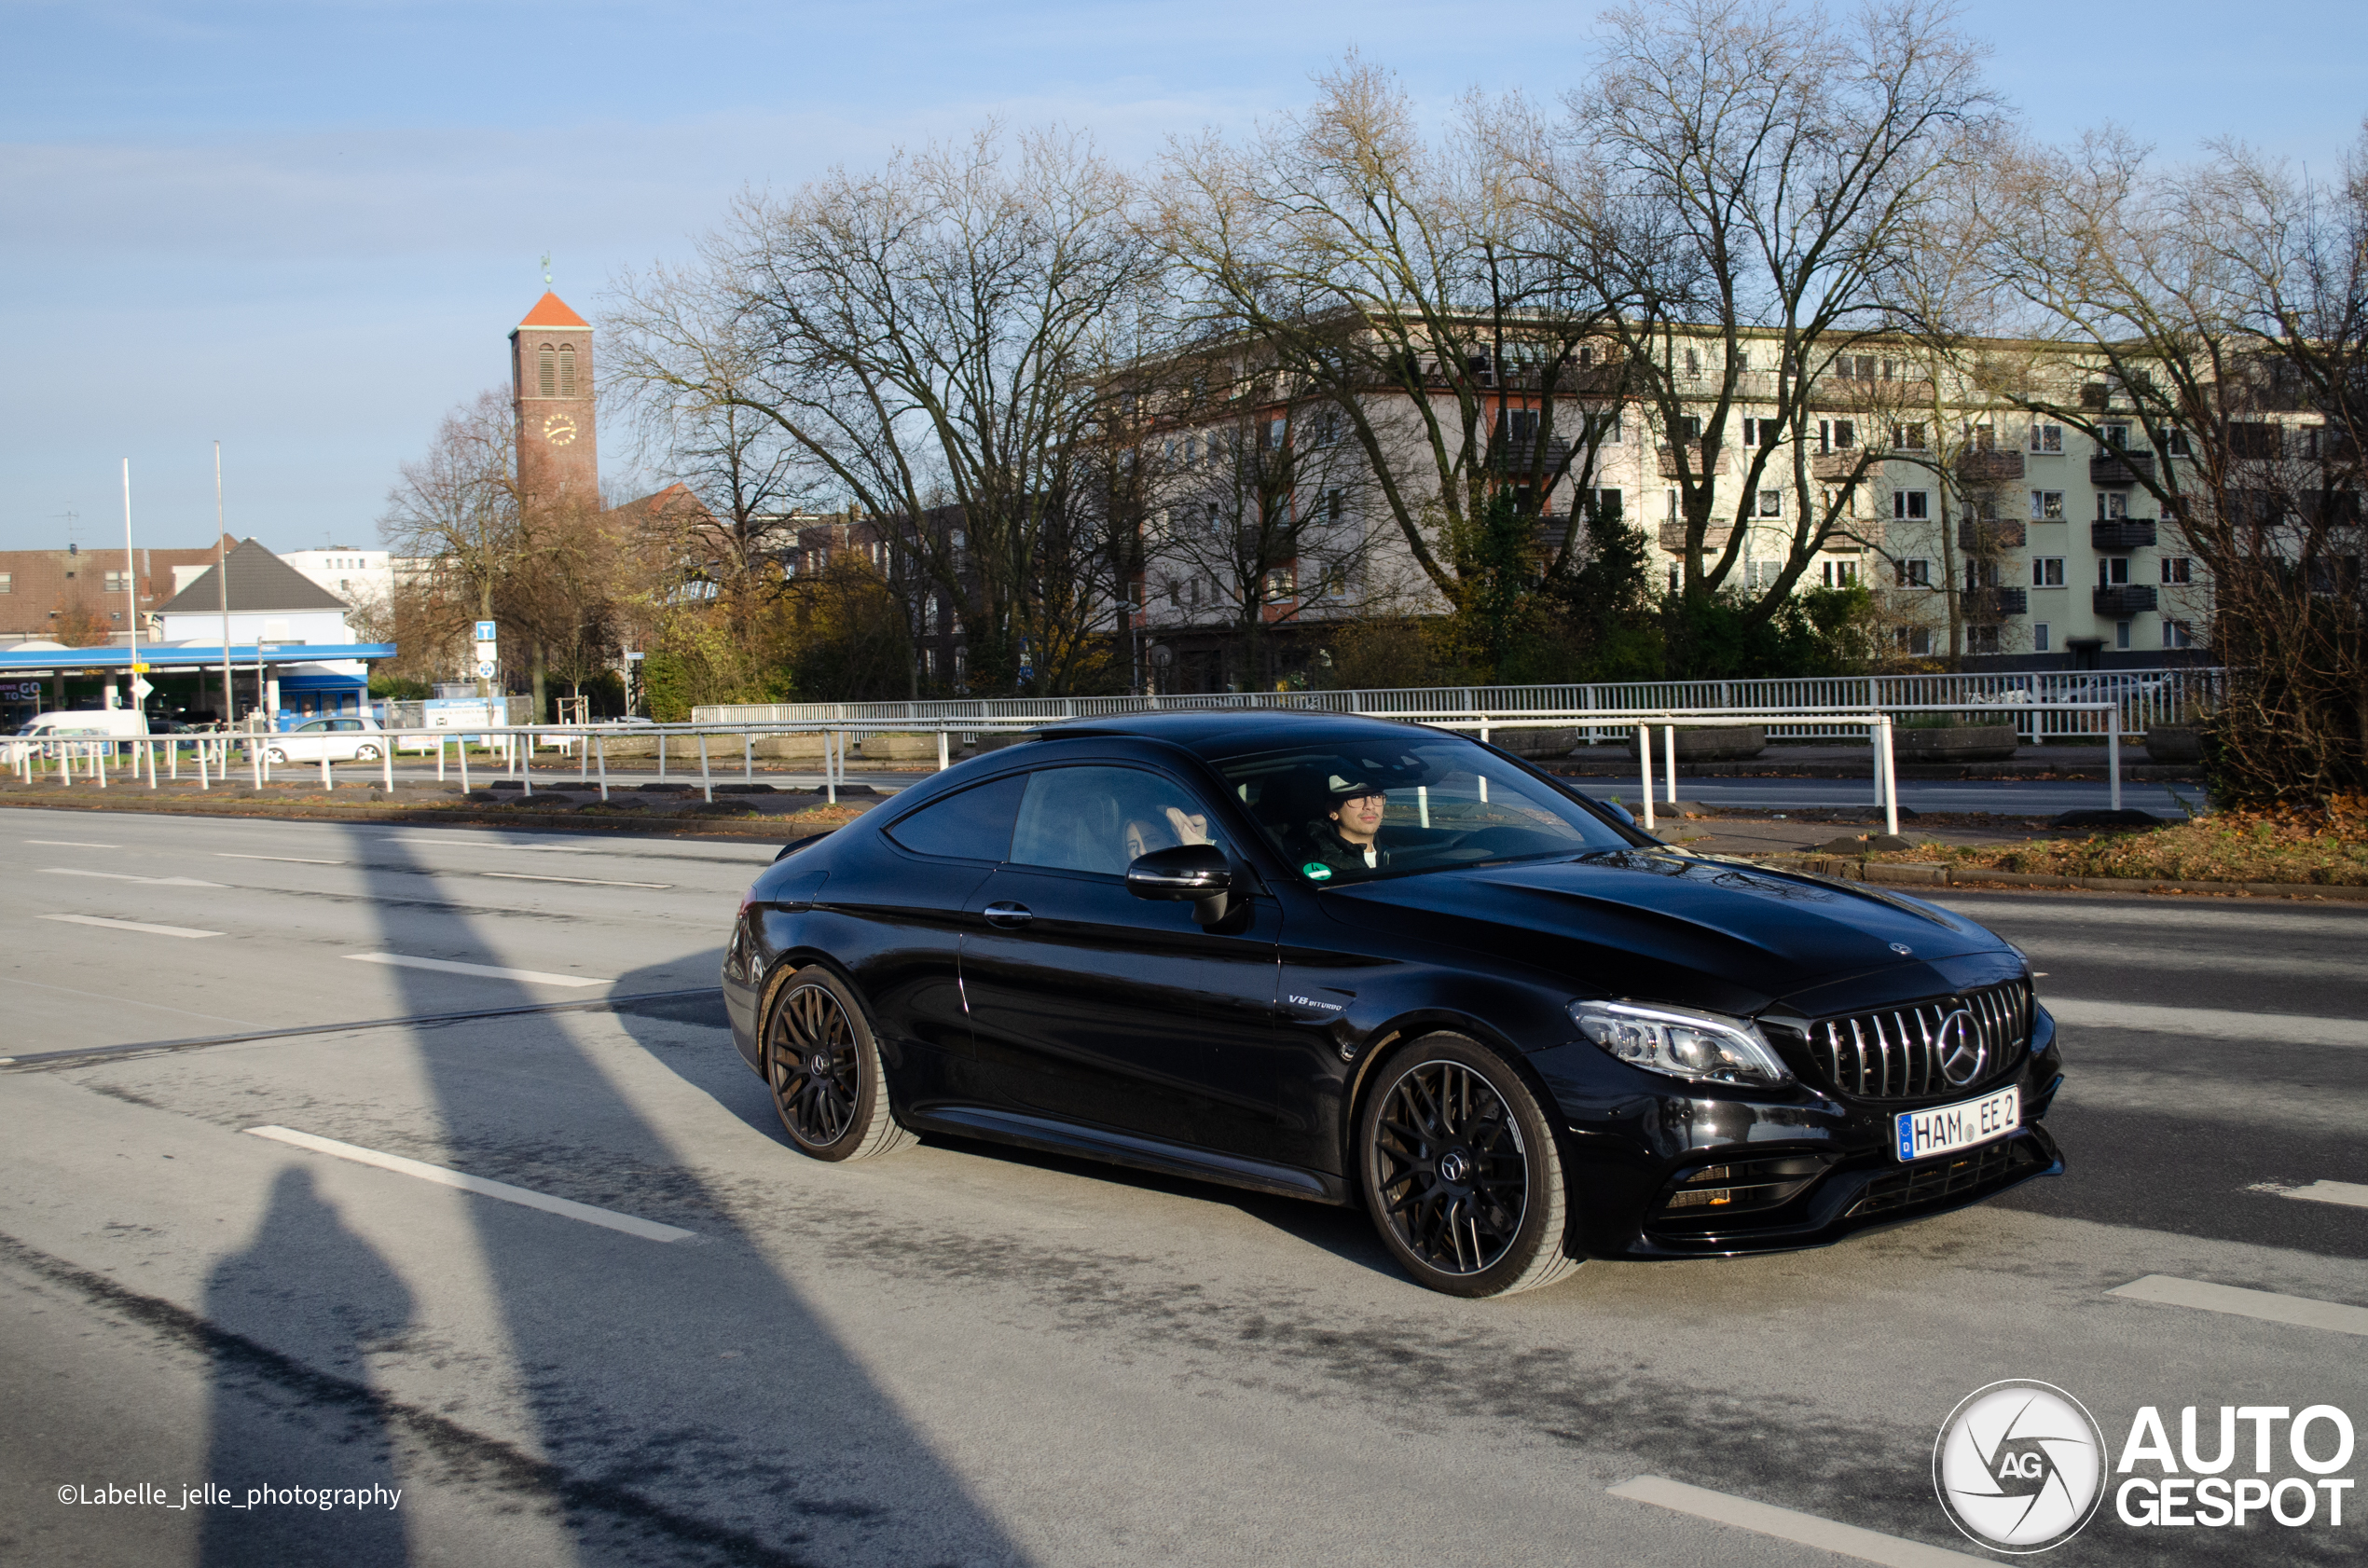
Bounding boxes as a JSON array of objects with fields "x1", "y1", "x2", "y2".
[
  {"x1": 1515, "y1": 0, "x2": 1997, "y2": 654},
  {"x1": 608, "y1": 127, "x2": 1159, "y2": 695},
  {"x1": 1159, "y1": 62, "x2": 1630, "y2": 674},
  {"x1": 379, "y1": 390, "x2": 523, "y2": 701},
  {"x1": 1970, "y1": 126, "x2": 2367, "y2": 799}
]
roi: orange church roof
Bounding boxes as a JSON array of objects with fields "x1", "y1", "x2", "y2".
[{"x1": 518, "y1": 291, "x2": 589, "y2": 328}]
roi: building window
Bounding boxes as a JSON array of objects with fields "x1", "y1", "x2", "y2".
[
  {"x1": 1817, "y1": 419, "x2": 1856, "y2": 453},
  {"x1": 1684, "y1": 348, "x2": 1700, "y2": 377},
  {"x1": 1893, "y1": 490, "x2": 1929, "y2": 520},
  {"x1": 1895, "y1": 557, "x2": 1934, "y2": 587},
  {"x1": 1895, "y1": 625, "x2": 1933, "y2": 654},
  {"x1": 2033, "y1": 622, "x2": 2050, "y2": 653},
  {"x1": 2100, "y1": 422, "x2": 2130, "y2": 450},
  {"x1": 0, "y1": 573, "x2": 11, "y2": 593},
  {"x1": 2029, "y1": 422, "x2": 2063, "y2": 454},
  {"x1": 1323, "y1": 488, "x2": 1343, "y2": 523},
  {"x1": 2031, "y1": 490, "x2": 2065, "y2": 520},
  {"x1": 1262, "y1": 566, "x2": 1295, "y2": 601},
  {"x1": 104, "y1": 570, "x2": 131, "y2": 593},
  {"x1": 1890, "y1": 423, "x2": 1927, "y2": 450},
  {"x1": 1667, "y1": 564, "x2": 1681, "y2": 595},
  {"x1": 1265, "y1": 417, "x2": 1286, "y2": 451},
  {"x1": 1676, "y1": 415, "x2": 1702, "y2": 442},
  {"x1": 2115, "y1": 619, "x2": 2132, "y2": 651},
  {"x1": 1741, "y1": 418, "x2": 1767, "y2": 447},
  {"x1": 2031, "y1": 557, "x2": 2065, "y2": 587},
  {"x1": 1970, "y1": 422, "x2": 1996, "y2": 451},
  {"x1": 110, "y1": 611, "x2": 122, "y2": 623},
  {"x1": 2099, "y1": 557, "x2": 2129, "y2": 586},
  {"x1": 2163, "y1": 620, "x2": 2195, "y2": 648},
  {"x1": 1745, "y1": 558, "x2": 1781, "y2": 591},
  {"x1": 1745, "y1": 488, "x2": 1783, "y2": 518},
  {"x1": 2160, "y1": 557, "x2": 2194, "y2": 585},
  {"x1": 558, "y1": 343, "x2": 577, "y2": 397},
  {"x1": 2100, "y1": 490, "x2": 2128, "y2": 520},
  {"x1": 1820, "y1": 559, "x2": 1857, "y2": 587},
  {"x1": 537, "y1": 346, "x2": 556, "y2": 397},
  {"x1": 1968, "y1": 625, "x2": 2001, "y2": 654}
]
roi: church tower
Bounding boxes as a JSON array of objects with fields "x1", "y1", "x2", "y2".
[{"x1": 509, "y1": 292, "x2": 599, "y2": 507}]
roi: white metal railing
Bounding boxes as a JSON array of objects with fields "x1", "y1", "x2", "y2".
[
  {"x1": 695, "y1": 667, "x2": 2220, "y2": 743},
  {"x1": 7, "y1": 699, "x2": 2144, "y2": 836}
]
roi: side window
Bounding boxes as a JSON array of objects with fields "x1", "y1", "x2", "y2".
[
  {"x1": 882, "y1": 773, "x2": 1026, "y2": 861},
  {"x1": 1010, "y1": 765, "x2": 1222, "y2": 876},
  {"x1": 297, "y1": 720, "x2": 330, "y2": 733}
]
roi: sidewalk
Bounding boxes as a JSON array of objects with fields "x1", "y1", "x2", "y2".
[{"x1": 1546, "y1": 741, "x2": 2196, "y2": 782}]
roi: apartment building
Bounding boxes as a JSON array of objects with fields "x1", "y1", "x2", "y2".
[{"x1": 1123, "y1": 326, "x2": 2237, "y2": 681}]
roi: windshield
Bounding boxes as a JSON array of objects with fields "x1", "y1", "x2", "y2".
[{"x1": 1212, "y1": 731, "x2": 1634, "y2": 885}]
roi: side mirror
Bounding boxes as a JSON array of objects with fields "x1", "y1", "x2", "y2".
[{"x1": 1126, "y1": 842, "x2": 1234, "y2": 926}]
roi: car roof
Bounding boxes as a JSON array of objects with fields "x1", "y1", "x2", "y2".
[{"x1": 1026, "y1": 708, "x2": 1434, "y2": 759}]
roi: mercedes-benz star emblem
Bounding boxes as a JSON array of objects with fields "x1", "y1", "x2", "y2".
[
  {"x1": 1890, "y1": 942, "x2": 1914, "y2": 956},
  {"x1": 1438, "y1": 1150, "x2": 1470, "y2": 1184},
  {"x1": 1934, "y1": 1008, "x2": 1985, "y2": 1087},
  {"x1": 810, "y1": 1052, "x2": 832, "y2": 1077},
  {"x1": 1934, "y1": 1380, "x2": 2105, "y2": 1551}
]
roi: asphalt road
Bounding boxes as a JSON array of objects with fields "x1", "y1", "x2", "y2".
[{"x1": 4, "y1": 806, "x2": 2361, "y2": 1567}]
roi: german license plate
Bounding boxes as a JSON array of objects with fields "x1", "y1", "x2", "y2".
[{"x1": 1895, "y1": 1086, "x2": 2019, "y2": 1162}]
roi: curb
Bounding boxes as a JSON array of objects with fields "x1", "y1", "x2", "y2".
[
  {"x1": 1766, "y1": 854, "x2": 2368, "y2": 901},
  {"x1": 0, "y1": 790, "x2": 856, "y2": 842}
]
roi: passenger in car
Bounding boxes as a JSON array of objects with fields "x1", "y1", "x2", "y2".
[
  {"x1": 1122, "y1": 805, "x2": 1215, "y2": 863},
  {"x1": 1295, "y1": 773, "x2": 1392, "y2": 877}
]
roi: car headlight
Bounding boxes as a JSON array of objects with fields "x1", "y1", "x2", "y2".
[{"x1": 1567, "y1": 999, "x2": 1793, "y2": 1087}]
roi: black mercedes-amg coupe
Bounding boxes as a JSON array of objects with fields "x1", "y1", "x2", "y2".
[{"x1": 723, "y1": 712, "x2": 2062, "y2": 1297}]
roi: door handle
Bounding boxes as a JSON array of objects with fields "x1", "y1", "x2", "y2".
[{"x1": 982, "y1": 901, "x2": 1035, "y2": 928}]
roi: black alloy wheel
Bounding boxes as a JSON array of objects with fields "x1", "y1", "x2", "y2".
[
  {"x1": 761, "y1": 966, "x2": 913, "y2": 1162},
  {"x1": 1357, "y1": 1035, "x2": 1576, "y2": 1298}
]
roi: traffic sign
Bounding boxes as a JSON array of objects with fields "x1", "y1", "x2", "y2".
[
  {"x1": 475, "y1": 621, "x2": 498, "y2": 643},
  {"x1": 131, "y1": 677, "x2": 154, "y2": 698},
  {"x1": 475, "y1": 659, "x2": 497, "y2": 680}
]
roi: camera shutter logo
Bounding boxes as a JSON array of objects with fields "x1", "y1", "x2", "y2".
[
  {"x1": 1934, "y1": 1380, "x2": 2105, "y2": 1552},
  {"x1": 1934, "y1": 1007, "x2": 1986, "y2": 1087}
]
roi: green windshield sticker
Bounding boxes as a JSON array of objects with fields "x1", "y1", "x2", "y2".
[{"x1": 1301, "y1": 861, "x2": 1333, "y2": 881}]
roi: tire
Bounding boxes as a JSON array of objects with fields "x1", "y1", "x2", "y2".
[
  {"x1": 354, "y1": 744, "x2": 381, "y2": 762},
  {"x1": 760, "y1": 964, "x2": 913, "y2": 1162},
  {"x1": 1356, "y1": 1033, "x2": 1577, "y2": 1298}
]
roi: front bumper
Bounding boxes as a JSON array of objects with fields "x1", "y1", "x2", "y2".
[{"x1": 1535, "y1": 1014, "x2": 2065, "y2": 1259}]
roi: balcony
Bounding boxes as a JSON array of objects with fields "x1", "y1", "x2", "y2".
[
  {"x1": 1809, "y1": 449, "x2": 1867, "y2": 480},
  {"x1": 2091, "y1": 518, "x2": 2157, "y2": 550},
  {"x1": 1956, "y1": 449, "x2": 2026, "y2": 483},
  {"x1": 1486, "y1": 435, "x2": 1573, "y2": 476},
  {"x1": 1659, "y1": 520, "x2": 1736, "y2": 553},
  {"x1": 2090, "y1": 450, "x2": 2157, "y2": 486},
  {"x1": 1958, "y1": 520, "x2": 2027, "y2": 551},
  {"x1": 1658, "y1": 442, "x2": 1732, "y2": 476},
  {"x1": 1971, "y1": 586, "x2": 2029, "y2": 617},
  {"x1": 2093, "y1": 585, "x2": 2158, "y2": 615}
]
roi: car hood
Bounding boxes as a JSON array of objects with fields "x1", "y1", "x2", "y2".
[{"x1": 1321, "y1": 850, "x2": 2007, "y2": 1014}]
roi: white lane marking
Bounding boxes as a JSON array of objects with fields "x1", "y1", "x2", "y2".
[
  {"x1": 39, "y1": 914, "x2": 223, "y2": 940},
  {"x1": 0, "y1": 973, "x2": 257, "y2": 1027},
  {"x1": 343, "y1": 953, "x2": 610, "y2": 987},
  {"x1": 2109, "y1": 1274, "x2": 2368, "y2": 1337},
  {"x1": 1607, "y1": 1476, "x2": 1990, "y2": 1566},
  {"x1": 242, "y1": 1126, "x2": 695, "y2": 1243},
  {"x1": 481, "y1": 872, "x2": 671, "y2": 889},
  {"x1": 377, "y1": 834, "x2": 600, "y2": 854},
  {"x1": 23, "y1": 839, "x2": 118, "y2": 847},
  {"x1": 2248, "y1": 1179, "x2": 2368, "y2": 1210},
  {"x1": 218, "y1": 852, "x2": 347, "y2": 865},
  {"x1": 39, "y1": 867, "x2": 227, "y2": 888},
  {"x1": 2044, "y1": 997, "x2": 2368, "y2": 1049}
]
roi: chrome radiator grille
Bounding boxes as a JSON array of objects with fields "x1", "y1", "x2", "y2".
[{"x1": 1801, "y1": 981, "x2": 2031, "y2": 1101}]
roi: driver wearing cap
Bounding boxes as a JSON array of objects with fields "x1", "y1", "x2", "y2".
[{"x1": 1296, "y1": 773, "x2": 1393, "y2": 877}]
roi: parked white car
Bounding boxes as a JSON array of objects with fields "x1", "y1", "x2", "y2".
[{"x1": 265, "y1": 716, "x2": 387, "y2": 765}]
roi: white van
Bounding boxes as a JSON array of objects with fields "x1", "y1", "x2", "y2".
[
  {"x1": 17, "y1": 708, "x2": 150, "y2": 739},
  {"x1": 8, "y1": 708, "x2": 148, "y2": 765}
]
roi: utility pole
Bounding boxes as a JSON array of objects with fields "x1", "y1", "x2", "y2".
[
  {"x1": 121, "y1": 461, "x2": 144, "y2": 725},
  {"x1": 216, "y1": 444, "x2": 233, "y2": 722}
]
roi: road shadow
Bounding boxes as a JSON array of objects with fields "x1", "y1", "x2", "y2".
[
  {"x1": 314, "y1": 822, "x2": 1026, "y2": 1567},
  {"x1": 200, "y1": 1165, "x2": 412, "y2": 1567}
]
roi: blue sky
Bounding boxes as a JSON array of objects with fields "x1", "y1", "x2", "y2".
[{"x1": 4, "y1": 1, "x2": 2361, "y2": 555}]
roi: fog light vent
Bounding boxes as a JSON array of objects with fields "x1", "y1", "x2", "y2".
[{"x1": 1655, "y1": 1155, "x2": 1832, "y2": 1217}]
